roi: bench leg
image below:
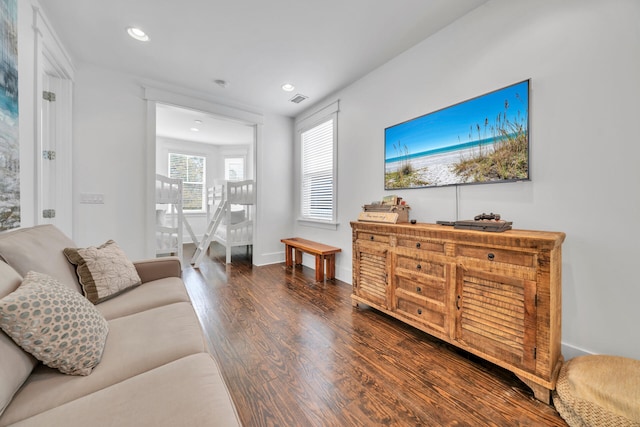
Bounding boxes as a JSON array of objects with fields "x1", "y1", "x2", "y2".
[
  {"x1": 294, "y1": 249, "x2": 303, "y2": 266},
  {"x1": 284, "y1": 244, "x2": 293, "y2": 268},
  {"x1": 326, "y1": 254, "x2": 336, "y2": 280},
  {"x1": 315, "y1": 255, "x2": 325, "y2": 282}
]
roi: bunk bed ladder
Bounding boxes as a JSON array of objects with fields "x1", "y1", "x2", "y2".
[{"x1": 191, "y1": 200, "x2": 228, "y2": 267}]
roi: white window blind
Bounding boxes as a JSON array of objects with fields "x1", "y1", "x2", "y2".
[
  {"x1": 301, "y1": 118, "x2": 334, "y2": 221},
  {"x1": 168, "y1": 153, "x2": 206, "y2": 211}
]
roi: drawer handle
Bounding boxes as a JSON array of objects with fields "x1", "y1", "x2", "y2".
[
  {"x1": 417, "y1": 309, "x2": 422, "y2": 315},
  {"x1": 416, "y1": 264, "x2": 422, "y2": 270},
  {"x1": 416, "y1": 286, "x2": 422, "y2": 293},
  {"x1": 416, "y1": 242, "x2": 421, "y2": 248},
  {"x1": 487, "y1": 253, "x2": 495, "y2": 261}
]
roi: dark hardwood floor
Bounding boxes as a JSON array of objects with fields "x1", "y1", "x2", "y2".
[{"x1": 182, "y1": 244, "x2": 566, "y2": 426}]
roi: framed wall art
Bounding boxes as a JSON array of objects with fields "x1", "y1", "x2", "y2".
[{"x1": 0, "y1": 0, "x2": 19, "y2": 231}]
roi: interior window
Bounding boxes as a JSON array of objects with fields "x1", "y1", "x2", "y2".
[
  {"x1": 168, "y1": 152, "x2": 206, "y2": 211},
  {"x1": 300, "y1": 117, "x2": 336, "y2": 222},
  {"x1": 224, "y1": 157, "x2": 245, "y2": 181}
]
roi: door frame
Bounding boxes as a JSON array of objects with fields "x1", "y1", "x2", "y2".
[
  {"x1": 33, "y1": 6, "x2": 75, "y2": 236},
  {"x1": 143, "y1": 87, "x2": 263, "y2": 260}
]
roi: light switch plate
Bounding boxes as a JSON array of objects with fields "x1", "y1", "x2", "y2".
[{"x1": 80, "y1": 193, "x2": 104, "y2": 204}]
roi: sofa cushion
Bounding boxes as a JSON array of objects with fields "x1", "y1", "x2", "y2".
[
  {"x1": 6, "y1": 353, "x2": 241, "y2": 427},
  {"x1": 96, "y1": 276, "x2": 191, "y2": 320},
  {"x1": 0, "y1": 272, "x2": 109, "y2": 376},
  {"x1": 64, "y1": 240, "x2": 142, "y2": 304},
  {"x1": 0, "y1": 225, "x2": 81, "y2": 293},
  {"x1": 0, "y1": 263, "x2": 37, "y2": 417},
  {"x1": 0, "y1": 302, "x2": 207, "y2": 425}
]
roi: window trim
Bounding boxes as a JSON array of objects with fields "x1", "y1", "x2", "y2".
[{"x1": 295, "y1": 100, "x2": 339, "y2": 228}]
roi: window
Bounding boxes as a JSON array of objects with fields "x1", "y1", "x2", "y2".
[
  {"x1": 224, "y1": 157, "x2": 244, "y2": 181},
  {"x1": 298, "y1": 101, "x2": 339, "y2": 224},
  {"x1": 168, "y1": 153, "x2": 206, "y2": 211}
]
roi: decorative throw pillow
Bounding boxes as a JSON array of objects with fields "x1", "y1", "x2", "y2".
[
  {"x1": 0, "y1": 271, "x2": 109, "y2": 376},
  {"x1": 64, "y1": 240, "x2": 142, "y2": 304}
]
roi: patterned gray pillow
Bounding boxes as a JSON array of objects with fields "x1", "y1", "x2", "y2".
[
  {"x1": 64, "y1": 240, "x2": 142, "y2": 304},
  {"x1": 0, "y1": 271, "x2": 109, "y2": 376}
]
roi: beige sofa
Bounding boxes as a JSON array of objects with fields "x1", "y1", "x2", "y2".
[{"x1": 0, "y1": 225, "x2": 241, "y2": 426}]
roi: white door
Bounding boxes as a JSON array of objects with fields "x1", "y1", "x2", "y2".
[{"x1": 39, "y1": 74, "x2": 73, "y2": 236}]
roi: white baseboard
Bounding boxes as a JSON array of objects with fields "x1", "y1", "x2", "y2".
[
  {"x1": 561, "y1": 342, "x2": 593, "y2": 360},
  {"x1": 253, "y1": 251, "x2": 284, "y2": 266}
]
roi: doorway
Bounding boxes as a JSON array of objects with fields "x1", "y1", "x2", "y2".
[{"x1": 152, "y1": 102, "x2": 257, "y2": 265}]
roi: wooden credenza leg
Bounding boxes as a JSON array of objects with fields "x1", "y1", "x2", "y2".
[{"x1": 517, "y1": 375, "x2": 552, "y2": 404}]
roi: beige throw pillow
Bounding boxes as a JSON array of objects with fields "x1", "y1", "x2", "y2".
[
  {"x1": 0, "y1": 271, "x2": 109, "y2": 376},
  {"x1": 64, "y1": 240, "x2": 142, "y2": 304}
]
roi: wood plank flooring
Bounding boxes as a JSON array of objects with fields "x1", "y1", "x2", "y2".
[{"x1": 182, "y1": 244, "x2": 567, "y2": 426}]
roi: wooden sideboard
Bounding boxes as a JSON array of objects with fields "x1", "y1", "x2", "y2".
[{"x1": 350, "y1": 221, "x2": 565, "y2": 403}]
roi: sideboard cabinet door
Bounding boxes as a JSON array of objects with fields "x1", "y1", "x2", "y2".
[
  {"x1": 353, "y1": 242, "x2": 389, "y2": 309},
  {"x1": 455, "y1": 267, "x2": 537, "y2": 372}
]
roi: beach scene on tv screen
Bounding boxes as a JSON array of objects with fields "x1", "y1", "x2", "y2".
[{"x1": 384, "y1": 80, "x2": 529, "y2": 189}]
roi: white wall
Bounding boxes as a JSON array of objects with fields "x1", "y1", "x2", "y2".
[
  {"x1": 254, "y1": 113, "x2": 295, "y2": 265},
  {"x1": 71, "y1": 64, "x2": 148, "y2": 253},
  {"x1": 295, "y1": 0, "x2": 640, "y2": 360}
]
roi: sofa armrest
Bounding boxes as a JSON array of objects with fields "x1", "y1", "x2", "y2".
[{"x1": 133, "y1": 257, "x2": 182, "y2": 283}]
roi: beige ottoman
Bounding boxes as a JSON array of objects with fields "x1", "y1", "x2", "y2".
[{"x1": 553, "y1": 355, "x2": 640, "y2": 427}]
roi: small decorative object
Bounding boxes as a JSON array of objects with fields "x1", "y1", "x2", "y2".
[{"x1": 359, "y1": 196, "x2": 411, "y2": 223}]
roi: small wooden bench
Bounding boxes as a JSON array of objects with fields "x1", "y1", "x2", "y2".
[{"x1": 281, "y1": 237, "x2": 341, "y2": 282}]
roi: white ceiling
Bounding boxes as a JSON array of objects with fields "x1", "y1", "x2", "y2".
[
  {"x1": 38, "y1": 0, "x2": 489, "y2": 143},
  {"x1": 155, "y1": 103, "x2": 254, "y2": 145}
]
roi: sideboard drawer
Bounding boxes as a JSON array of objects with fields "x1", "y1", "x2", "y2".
[
  {"x1": 456, "y1": 245, "x2": 536, "y2": 268},
  {"x1": 396, "y1": 296, "x2": 446, "y2": 333},
  {"x1": 395, "y1": 275, "x2": 445, "y2": 303},
  {"x1": 396, "y1": 237, "x2": 445, "y2": 254},
  {"x1": 357, "y1": 232, "x2": 390, "y2": 245},
  {"x1": 396, "y1": 254, "x2": 446, "y2": 279}
]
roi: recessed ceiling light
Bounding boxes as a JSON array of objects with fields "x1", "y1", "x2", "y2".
[
  {"x1": 127, "y1": 27, "x2": 149, "y2": 42},
  {"x1": 194, "y1": 120, "x2": 203, "y2": 124},
  {"x1": 190, "y1": 127, "x2": 200, "y2": 132},
  {"x1": 282, "y1": 83, "x2": 295, "y2": 92},
  {"x1": 213, "y1": 79, "x2": 228, "y2": 88}
]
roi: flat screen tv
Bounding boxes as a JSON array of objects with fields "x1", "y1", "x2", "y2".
[{"x1": 384, "y1": 80, "x2": 529, "y2": 190}]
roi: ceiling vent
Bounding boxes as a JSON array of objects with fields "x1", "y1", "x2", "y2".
[{"x1": 289, "y1": 94, "x2": 308, "y2": 104}]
